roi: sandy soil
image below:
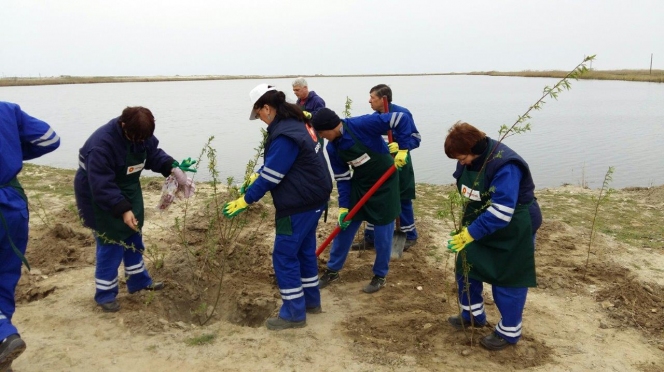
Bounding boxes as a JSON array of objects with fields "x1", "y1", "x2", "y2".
[{"x1": 7, "y1": 169, "x2": 664, "y2": 372}]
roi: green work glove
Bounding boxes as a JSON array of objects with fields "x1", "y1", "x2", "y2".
[
  {"x1": 388, "y1": 142, "x2": 399, "y2": 154},
  {"x1": 240, "y1": 172, "x2": 259, "y2": 195},
  {"x1": 223, "y1": 196, "x2": 249, "y2": 218},
  {"x1": 394, "y1": 149, "x2": 408, "y2": 169},
  {"x1": 172, "y1": 158, "x2": 198, "y2": 173},
  {"x1": 447, "y1": 227, "x2": 474, "y2": 253},
  {"x1": 303, "y1": 110, "x2": 312, "y2": 120},
  {"x1": 337, "y1": 207, "x2": 351, "y2": 230}
]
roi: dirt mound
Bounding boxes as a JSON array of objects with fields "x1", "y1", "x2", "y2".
[
  {"x1": 328, "y1": 241, "x2": 556, "y2": 369},
  {"x1": 11, "y1": 167, "x2": 664, "y2": 371},
  {"x1": 16, "y1": 204, "x2": 95, "y2": 304},
  {"x1": 26, "y1": 203, "x2": 95, "y2": 272},
  {"x1": 27, "y1": 223, "x2": 94, "y2": 270},
  {"x1": 596, "y1": 271, "x2": 664, "y2": 337},
  {"x1": 535, "y1": 219, "x2": 664, "y2": 346},
  {"x1": 112, "y1": 191, "x2": 281, "y2": 332}
]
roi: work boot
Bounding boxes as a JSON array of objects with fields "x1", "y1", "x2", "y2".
[
  {"x1": 350, "y1": 240, "x2": 374, "y2": 251},
  {"x1": 265, "y1": 317, "x2": 306, "y2": 331},
  {"x1": 306, "y1": 306, "x2": 322, "y2": 314},
  {"x1": 480, "y1": 332, "x2": 512, "y2": 351},
  {"x1": 319, "y1": 269, "x2": 340, "y2": 289},
  {"x1": 403, "y1": 238, "x2": 418, "y2": 251},
  {"x1": 99, "y1": 300, "x2": 121, "y2": 313},
  {"x1": 447, "y1": 314, "x2": 486, "y2": 330},
  {"x1": 362, "y1": 275, "x2": 386, "y2": 293},
  {"x1": 0, "y1": 334, "x2": 26, "y2": 372},
  {"x1": 129, "y1": 281, "x2": 165, "y2": 294}
]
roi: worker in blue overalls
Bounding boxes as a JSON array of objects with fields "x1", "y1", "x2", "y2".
[
  {"x1": 223, "y1": 84, "x2": 332, "y2": 330},
  {"x1": 74, "y1": 106, "x2": 189, "y2": 313},
  {"x1": 354, "y1": 84, "x2": 421, "y2": 252},
  {"x1": 0, "y1": 101, "x2": 60, "y2": 371},
  {"x1": 312, "y1": 108, "x2": 413, "y2": 294},
  {"x1": 444, "y1": 121, "x2": 542, "y2": 351}
]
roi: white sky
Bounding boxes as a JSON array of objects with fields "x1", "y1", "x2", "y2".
[{"x1": 1, "y1": 0, "x2": 662, "y2": 77}]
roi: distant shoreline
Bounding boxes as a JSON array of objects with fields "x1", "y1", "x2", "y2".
[{"x1": 1, "y1": 69, "x2": 662, "y2": 87}]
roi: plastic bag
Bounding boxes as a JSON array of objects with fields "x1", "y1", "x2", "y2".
[{"x1": 156, "y1": 174, "x2": 195, "y2": 211}]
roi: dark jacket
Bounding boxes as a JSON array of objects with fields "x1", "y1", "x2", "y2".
[
  {"x1": 296, "y1": 91, "x2": 326, "y2": 115},
  {"x1": 265, "y1": 117, "x2": 332, "y2": 218},
  {"x1": 454, "y1": 137, "x2": 541, "y2": 233},
  {"x1": 74, "y1": 118, "x2": 173, "y2": 230}
]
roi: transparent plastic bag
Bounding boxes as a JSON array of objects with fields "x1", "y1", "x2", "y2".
[{"x1": 156, "y1": 174, "x2": 195, "y2": 211}]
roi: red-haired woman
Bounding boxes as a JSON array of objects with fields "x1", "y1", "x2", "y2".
[
  {"x1": 74, "y1": 107, "x2": 187, "y2": 313},
  {"x1": 444, "y1": 121, "x2": 542, "y2": 351}
]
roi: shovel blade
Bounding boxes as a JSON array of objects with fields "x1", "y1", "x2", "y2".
[{"x1": 390, "y1": 231, "x2": 407, "y2": 259}]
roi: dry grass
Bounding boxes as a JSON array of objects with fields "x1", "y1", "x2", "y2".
[
  {"x1": 467, "y1": 69, "x2": 664, "y2": 83},
  {"x1": 3, "y1": 69, "x2": 662, "y2": 87},
  {"x1": 0, "y1": 75, "x2": 264, "y2": 87}
]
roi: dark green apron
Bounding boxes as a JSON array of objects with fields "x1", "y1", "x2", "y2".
[
  {"x1": 337, "y1": 124, "x2": 400, "y2": 225},
  {"x1": 398, "y1": 154, "x2": 415, "y2": 200},
  {"x1": 0, "y1": 177, "x2": 31, "y2": 269},
  {"x1": 91, "y1": 144, "x2": 146, "y2": 243},
  {"x1": 456, "y1": 167, "x2": 536, "y2": 287}
]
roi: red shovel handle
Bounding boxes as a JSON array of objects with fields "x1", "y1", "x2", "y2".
[{"x1": 316, "y1": 165, "x2": 397, "y2": 257}]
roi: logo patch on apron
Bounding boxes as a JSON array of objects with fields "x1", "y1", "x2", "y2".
[
  {"x1": 127, "y1": 160, "x2": 146, "y2": 175},
  {"x1": 460, "y1": 183, "x2": 481, "y2": 201},
  {"x1": 347, "y1": 153, "x2": 371, "y2": 167}
]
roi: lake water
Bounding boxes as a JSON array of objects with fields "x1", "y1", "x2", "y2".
[{"x1": 2, "y1": 76, "x2": 663, "y2": 189}]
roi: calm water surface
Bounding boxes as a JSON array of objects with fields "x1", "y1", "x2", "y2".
[{"x1": 2, "y1": 76, "x2": 663, "y2": 189}]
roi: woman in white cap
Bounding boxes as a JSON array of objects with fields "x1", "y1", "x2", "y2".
[{"x1": 222, "y1": 84, "x2": 332, "y2": 330}]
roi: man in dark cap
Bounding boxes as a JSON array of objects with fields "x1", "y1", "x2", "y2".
[{"x1": 311, "y1": 108, "x2": 413, "y2": 293}]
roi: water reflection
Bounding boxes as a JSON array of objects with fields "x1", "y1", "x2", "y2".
[{"x1": 2, "y1": 75, "x2": 663, "y2": 189}]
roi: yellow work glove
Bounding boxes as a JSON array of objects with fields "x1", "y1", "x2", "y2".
[
  {"x1": 388, "y1": 142, "x2": 399, "y2": 154},
  {"x1": 223, "y1": 196, "x2": 249, "y2": 218},
  {"x1": 303, "y1": 110, "x2": 312, "y2": 120},
  {"x1": 338, "y1": 207, "x2": 351, "y2": 230},
  {"x1": 447, "y1": 227, "x2": 474, "y2": 253},
  {"x1": 240, "y1": 172, "x2": 259, "y2": 195},
  {"x1": 394, "y1": 149, "x2": 408, "y2": 169}
]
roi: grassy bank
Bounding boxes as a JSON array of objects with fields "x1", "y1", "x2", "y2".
[
  {"x1": 0, "y1": 73, "x2": 450, "y2": 87},
  {"x1": 2, "y1": 69, "x2": 663, "y2": 87},
  {"x1": 467, "y1": 69, "x2": 664, "y2": 83},
  {"x1": 18, "y1": 164, "x2": 664, "y2": 252}
]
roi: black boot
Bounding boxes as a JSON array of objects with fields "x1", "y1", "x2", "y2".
[
  {"x1": 99, "y1": 300, "x2": 120, "y2": 313},
  {"x1": 265, "y1": 317, "x2": 306, "y2": 330},
  {"x1": 0, "y1": 334, "x2": 26, "y2": 372},
  {"x1": 319, "y1": 270, "x2": 339, "y2": 289},
  {"x1": 362, "y1": 275, "x2": 386, "y2": 293},
  {"x1": 350, "y1": 240, "x2": 374, "y2": 251},
  {"x1": 480, "y1": 332, "x2": 512, "y2": 351},
  {"x1": 447, "y1": 314, "x2": 486, "y2": 330},
  {"x1": 129, "y1": 281, "x2": 164, "y2": 294}
]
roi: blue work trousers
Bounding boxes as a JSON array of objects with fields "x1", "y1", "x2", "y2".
[
  {"x1": 328, "y1": 220, "x2": 394, "y2": 278},
  {"x1": 364, "y1": 199, "x2": 417, "y2": 242},
  {"x1": 94, "y1": 233, "x2": 153, "y2": 304},
  {"x1": 0, "y1": 205, "x2": 28, "y2": 341},
  {"x1": 273, "y1": 206, "x2": 324, "y2": 322}
]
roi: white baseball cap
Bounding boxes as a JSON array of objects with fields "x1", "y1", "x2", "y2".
[{"x1": 249, "y1": 84, "x2": 277, "y2": 120}]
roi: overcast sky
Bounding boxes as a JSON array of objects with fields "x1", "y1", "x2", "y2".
[{"x1": 2, "y1": 0, "x2": 662, "y2": 77}]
